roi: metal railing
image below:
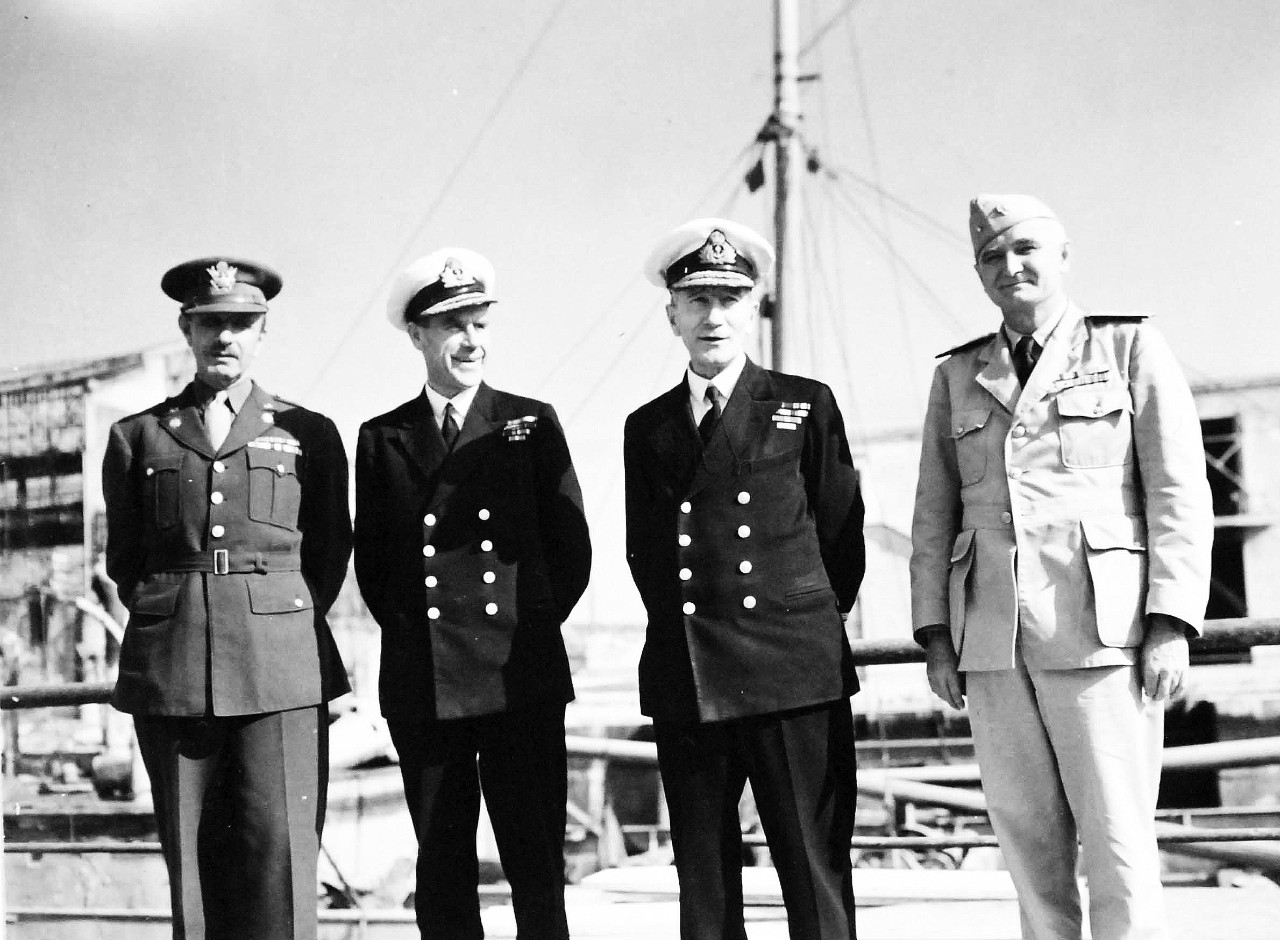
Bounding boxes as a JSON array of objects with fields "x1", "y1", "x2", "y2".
[{"x1": 4, "y1": 616, "x2": 1280, "y2": 929}]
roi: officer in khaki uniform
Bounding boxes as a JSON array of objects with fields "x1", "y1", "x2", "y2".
[
  {"x1": 103, "y1": 258, "x2": 352, "y2": 940},
  {"x1": 625, "y1": 219, "x2": 865, "y2": 940},
  {"x1": 354, "y1": 248, "x2": 591, "y2": 940},
  {"x1": 910, "y1": 196, "x2": 1214, "y2": 940}
]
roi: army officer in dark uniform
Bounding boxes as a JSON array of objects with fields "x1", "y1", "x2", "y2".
[
  {"x1": 354, "y1": 248, "x2": 591, "y2": 940},
  {"x1": 103, "y1": 258, "x2": 352, "y2": 940},
  {"x1": 625, "y1": 219, "x2": 865, "y2": 940}
]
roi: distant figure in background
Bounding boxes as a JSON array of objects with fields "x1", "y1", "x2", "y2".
[
  {"x1": 103, "y1": 258, "x2": 352, "y2": 940},
  {"x1": 910, "y1": 195, "x2": 1214, "y2": 940},
  {"x1": 354, "y1": 248, "x2": 591, "y2": 940},
  {"x1": 624, "y1": 218, "x2": 865, "y2": 940}
]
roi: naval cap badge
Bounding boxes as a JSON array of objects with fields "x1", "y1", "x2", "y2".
[
  {"x1": 698, "y1": 230, "x2": 738, "y2": 265},
  {"x1": 439, "y1": 257, "x2": 476, "y2": 289}
]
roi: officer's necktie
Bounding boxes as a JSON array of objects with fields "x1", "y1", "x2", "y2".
[
  {"x1": 205, "y1": 391, "x2": 233, "y2": 451},
  {"x1": 698, "y1": 387, "x2": 722, "y2": 444},
  {"x1": 441, "y1": 402, "x2": 461, "y2": 451},
  {"x1": 1013, "y1": 335, "x2": 1041, "y2": 387}
]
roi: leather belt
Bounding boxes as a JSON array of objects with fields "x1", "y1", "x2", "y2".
[{"x1": 148, "y1": 549, "x2": 301, "y2": 576}]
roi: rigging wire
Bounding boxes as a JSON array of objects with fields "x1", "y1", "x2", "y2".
[
  {"x1": 799, "y1": 0, "x2": 862, "y2": 59},
  {"x1": 301, "y1": 0, "x2": 572, "y2": 398},
  {"x1": 823, "y1": 162, "x2": 967, "y2": 247},
  {"x1": 533, "y1": 140, "x2": 764, "y2": 400},
  {"x1": 818, "y1": 173, "x2": 974, "y2": 339}
]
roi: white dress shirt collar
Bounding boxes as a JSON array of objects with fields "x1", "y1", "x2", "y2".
[
  {"x1": 423, "y1": 383, "x2": 480, "y2": 430},
  {"x1": 686, "y1": 353, "x2": 747, "y2": 423}
]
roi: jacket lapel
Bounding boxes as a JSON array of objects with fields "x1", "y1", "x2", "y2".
[
  {"x1": 218, "y1": 383, "x2": 276, "y2": 456},
  {"x1": 974, "y1": 333, "x2": 1020, "y2": 415},
  {"x1": 159, "y1": 384, "x2": 216, "y2": 459},
  {"x1": 389, "y1": 391, "x2": 447, "y2": 483},
  {"x1": 1013, "y1": 304, "x2": 1087, "y2": 418},
  {"x1": 644, "y1": 381, "x2": 702, "y2": 492},
  {"x1": 689, "y1": 359, "x2": 768, "y2": 496}
]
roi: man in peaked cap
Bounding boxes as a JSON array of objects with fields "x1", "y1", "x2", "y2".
[
  {"x1": 910, "y1": 195, "x2": 1213, "y2": 939},
  {"x1": 103, "y1": 257, "x2": 352, "y2": 939},
  {"x1": 354, "y1": 247, "x2": 591, "y2": 939},
  {"x1": 625, "y1": 219, "x2": 865, "y2": 940}
]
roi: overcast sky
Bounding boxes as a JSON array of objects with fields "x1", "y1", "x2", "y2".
[{"x1": 4, "y1": 0, "x2": 1278, "y2": 622}]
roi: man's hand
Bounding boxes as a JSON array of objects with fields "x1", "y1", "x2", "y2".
[
  {"x1": 923, "y1": 629, "x2": 965, "y2": 710},
  {"x1": 1140, "y1": 613, "x2": 1191, "y2": 701}
]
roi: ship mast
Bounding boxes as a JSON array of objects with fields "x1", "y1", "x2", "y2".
[{"x1": 769, "y1": 0, "x2": 802, "y2": 372}]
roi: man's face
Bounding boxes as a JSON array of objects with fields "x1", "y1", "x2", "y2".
[
  {"x1": 180, "y1": 311, "x2": 266, "y2": 389},
  {"x1": 667, "y1": 285, "x2": 759, "y2": 378},
  {"x1": 408, "y1": 304, "x2": 491, "y2": 398},
  {"x1": 974, "y1": 218, "x2": 1071, "y2": 331}
]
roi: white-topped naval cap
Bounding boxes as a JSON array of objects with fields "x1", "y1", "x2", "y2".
[
  {"x1": 644, "y1": 218, "x2": 775, "y2": 290},
  {"x1": 387, "y1": 247, "x2": 497, "y2": 331}
]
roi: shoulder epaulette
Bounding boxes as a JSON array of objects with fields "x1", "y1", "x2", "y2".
[
  {"x1": 936, "y1": 332, "x2": 996, "y2": 359},
  {"x1": 1084, "y1": 311, "x2": 1148, "y2": 322}
]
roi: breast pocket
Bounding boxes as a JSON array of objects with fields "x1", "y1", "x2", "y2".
[
  {"x1": 144, "y1": 454, "x2": 185, "y2": 530},
  {"x1": 1056, "y1": 385, "x2": 1133, "y2": 469},
  {"x1": 248, "y1": 449, "x2": 302, "y2": 529},
  {"x1": 949, "y1": 409, "x2": 991, "y2": 486}
]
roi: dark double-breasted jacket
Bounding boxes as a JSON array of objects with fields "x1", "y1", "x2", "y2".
[
  {"x1": 624, "y1": 358, "x2": 866, "y2": 724},
  {"x1": 354, "y1": 383, "x2": 591, "y2": 724},
  {"x1": 103, "y1": 382, "x2": 352, "y2": 716}
]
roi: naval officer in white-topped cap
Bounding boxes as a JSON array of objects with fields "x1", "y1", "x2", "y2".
[
  {"x1": 624, "y1": 218, "x2": 865, "y2": 940},
  {"x1": 353, "y1": 247, "x2": 591, "y2": 940},
  {"x1": 910, "y1": 195, "x2": 1213, "y2": 940}
]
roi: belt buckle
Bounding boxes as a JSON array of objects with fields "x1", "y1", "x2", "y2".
[{"x1": 213, "y1": 549, "x2": 229, "y2": 575}]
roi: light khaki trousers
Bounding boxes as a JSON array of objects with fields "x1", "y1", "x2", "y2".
[{"x1": 967, "y1": 655, "x2": 1166, "y2": 940}]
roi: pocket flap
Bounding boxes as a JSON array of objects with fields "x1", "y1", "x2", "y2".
[
  {"x1": 1081, "y1": 516, "x2": 1147, "y2": 551},
  {"x1": 246, "y1": 572, "x2": 315, "y2": 614},
  {"x1": 950, "y1": 529, "x2": 976, "y2": 563},
  {"x1": 145, "y1": 453, "x2": 184, "y2": 476},
  {"x1": 949, "y1": 409, "x2": 990, "y2": 438},
  {"x1": 130, "y1": 579, "x2": 181, "y2": 616},
  {"x1": 1056, "y1": 384, "x2": 1132, "y2": 419},
  {"x1": 247, "y1": 449, "x2": 298, "y2": 475}
]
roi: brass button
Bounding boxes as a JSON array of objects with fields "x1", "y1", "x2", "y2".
[
  {"x1": 739, "y1": 560, "x2": 752, "y2": 574},
  {"x1": 427, "y1": 607, "x2": 440, "y2": 619},
  {"x1": 679, "y1": 568, "x2": 692, "y2": 581},
  {"x1": 212, "y1": 461, "x2": 226, "y2": 473},
  {"x1": 737, "y1": 491, "x2": 750, "y2": 505},
  {"x1": 424, "y1": 513, "x2": 436, "y2": 526},
  {"x1": 293, "y1": 598, "x2": 304, "y2": 608},
  {"x1": 678, "y1": 534, "x2": 691, "y2": 547},
  {"x1": 211, "y1": 525, "x2": 225, "y2": 538},
  {"x1": 742, "y1": 595, "x2": 757, "y2": 610},
  {"x1": 145, "y1": 468, "x2": 155, "y2": 477},
  {"x1": 682, "y1": 601, "x2": 696, "y2": 615},
  {"x1": 483, "y1": 571, "x2": 496, "y2": 584},
  {"x1": 480, "y1": 539, "x2": 493, "y2": 552},
  {"x1": 680, "y1": 501, "x2": 692, "y2": 514},
  {"x1": 485, "y1": 602, "x2": 498, "y2": 616},
  {"x1": 478, "y1": 508, "x2": 490, "y2": 521},
  {"x1": 422, "y1": 545, "x2": 435, "y2": 557},
  {"x1": 210, "y1": 492, "x2": 224, "y2": 505},
  {"x1": 737, "y1": 525, "x2": 751, "y2": 538},
  {"x1": 1001, "y1": 511, "x2": 1012, "y2": 524},
  {"x1": 424, "y1": 576, "x2": 438, "y2": 588}
]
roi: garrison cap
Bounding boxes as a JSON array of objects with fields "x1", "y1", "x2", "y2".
[
  {"x1": 387, "y1": 247, "x2": 496, "y2": 331},
  {"x1": 969, "y1": 194, "x2": 1062, "y2": 256},
  {"x1": 645, "y1": 218, "x2": 775, "y2": 290},
  {"x1": 162, "y1": 257, "x2": 281, "y2": 314}
]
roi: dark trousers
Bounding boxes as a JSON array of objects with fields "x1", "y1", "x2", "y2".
[
  {"x1": 655, "y1": 700, "x2": 859, "y2": 940},
  {"x1": 134, "y1": 705, "x2": 328, "y2": 940},
  {"x1": 388, "y1": 705, "x2": 569, "y2": 940}
]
